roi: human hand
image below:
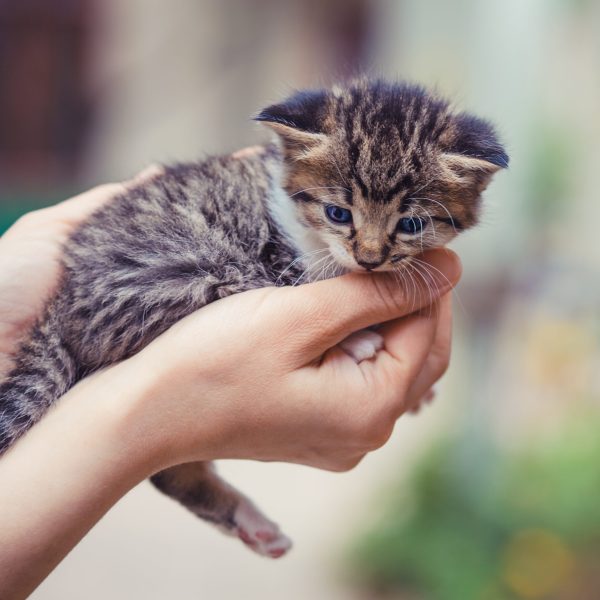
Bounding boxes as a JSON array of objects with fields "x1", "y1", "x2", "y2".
[
  {"x1": 0, "y1": 165, "x2": 459, "y2": 479},
  {"x1": 0, "y1": 168, "x2": 161, "y2": 376},
  {"x1": 103, "y1": 250, "x2": 460, "y2": 476},
  {"x1": 0, "y1": 180, "x2": 458, "y2": 599}
]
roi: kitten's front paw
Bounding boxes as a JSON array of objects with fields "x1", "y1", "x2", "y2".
[
  {"x1": 340, "y1": 329, "x2": 384, "y2": 362},
  {"x1": 234, "y1": 500, "x2": 292, "y2": 559}
]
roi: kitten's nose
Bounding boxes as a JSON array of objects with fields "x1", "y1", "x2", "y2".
[{"x1": 356, "y1": 258, "x2": 384, "y2": 271}]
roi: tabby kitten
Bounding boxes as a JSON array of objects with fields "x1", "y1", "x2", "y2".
[{"x1": 0, "y1": 80, "x2": 507, "y2": 557}]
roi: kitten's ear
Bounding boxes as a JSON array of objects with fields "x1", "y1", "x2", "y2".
[
  {"x1": 254, "y1": 90, "x2": 329, "y2": 156},
  {"x1": 440, "y1": 113, "x2": 509, "y2": 186}
]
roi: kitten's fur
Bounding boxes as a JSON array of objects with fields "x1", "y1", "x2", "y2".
[{"x1": 0, "y1": 80, "x2": 507, "y2": 557}]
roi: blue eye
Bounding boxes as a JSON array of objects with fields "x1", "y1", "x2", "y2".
[
  {"x1": 398, "y1": 217, "x2": 427, "y2": 234},
  {"x1": 325, "y1": 205, "x2": 352, "y2": 224}
]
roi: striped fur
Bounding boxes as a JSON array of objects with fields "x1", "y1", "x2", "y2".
[{"x1": 0, "y1": 80, "x2": 507, "y2": 554}]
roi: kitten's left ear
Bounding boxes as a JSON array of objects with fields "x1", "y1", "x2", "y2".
[
  {"x1": 254, "y1": 90, "x2": 329, "y2": 157},
  {"x1": 440, "y1": 112, "x2": 509, "y2": 187}
]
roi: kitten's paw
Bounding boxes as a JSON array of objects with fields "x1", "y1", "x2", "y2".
[
  {"x1": 234, "y1": 500, "x2": 292, "y2": 559},
  {"x1": 340, "y1": 329, "x2": 384, "y2": 362}
]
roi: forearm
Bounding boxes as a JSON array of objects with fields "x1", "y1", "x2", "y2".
[{"x1": 0, "y1": 363, "x2": 158, "y2": 600}]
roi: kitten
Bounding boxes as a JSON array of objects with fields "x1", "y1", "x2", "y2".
[{"x1": 0, "y1": 80, "x2": 507, "y2": 558}]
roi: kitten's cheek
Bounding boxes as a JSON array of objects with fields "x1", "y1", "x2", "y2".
[{"x1": 328, "y1": 245, "x2": 357, "y2": 271}]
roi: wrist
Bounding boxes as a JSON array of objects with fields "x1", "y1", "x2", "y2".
[
  {"x1": 77, "y1": 359, "x2": 170, "y2": 480},
  {"x1": 101, "y1": 350, "x2": 228, "y2": 472}
]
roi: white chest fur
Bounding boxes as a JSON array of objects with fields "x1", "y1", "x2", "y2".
[{"x1": 268, "y1": 184, "x2": 342, "y2": 282}]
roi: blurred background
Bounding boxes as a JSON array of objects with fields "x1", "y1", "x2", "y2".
[{"x1": 1, "y1": 0, "x2": 599, "y2": 598}]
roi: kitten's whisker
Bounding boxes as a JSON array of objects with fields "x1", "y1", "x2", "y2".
[
  {"x1": 411, "y1": 257, "x2": 467, "y2": 317},
  {"x1": 315, "y1": 254, "x2": 332, "y2": 281},
  {"x1": 402, "y1": 266, "x2": 417, "y2": 312},
  {"x1": 309, "y1": 253, "x2": 333, "y2": 282},
  {"x1": 407, "y1": 261, "x2": 435, "y2": 318},
  {"x1": 404, "y1": 178, "x2": 435, "y2": 205},
  {"x1": 330, "y1": 155, "x2": 350, "y2": 187},
  {"x1": 404, "y1": 262, "x2": 419, "y2": 313},
  {"x1": 327, "y1": 257, "x2": 339, "y2": 279},
  {"x1": 395, "y1": 262, "x2": 418, "y2": 313},
  {"x1": 410, "y1": 206, "x2": 426, "y2": 252},
  {"x1": 391, "y1": 266, "x2": 409, "y2": 303},
  {"x1": 412, "y1": 197, "x2": 458, "y2": 234},
  {"x1": 410, "y1": 262, "x2": 429, "y2": 314},
  {"x1": 421, "y1": 207, "x2": 437, "y2": 241},
  {"x1": 293, "y1": 252, "x2": 331, "y2": 286},
  {"x1": 290, "y1": 186, "x2": 351, "y2": 198},
  {"x1": 277, "y1": 248, "x2": 329, "y2": 284},
  {"x1": 407, "y1": 206, "x2": 427, "y2": 252},
  {"x1": 322, "y1": 258, "x2": 337, "y2": 281},
  {"x1": 315, "y1": 194, "x2": 346, "y2": 202}
]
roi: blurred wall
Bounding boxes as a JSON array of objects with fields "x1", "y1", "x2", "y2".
[{"x1": 1, "y1": 1, "x2": 599, "y2": 599}]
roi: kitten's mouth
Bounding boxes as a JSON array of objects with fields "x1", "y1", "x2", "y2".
[
  {"x1": 355, "y1": 260, "x2": 386, "y2": 272},
  {"x1": 353, "y1": 254, "x2": 408, "y2": 272}
]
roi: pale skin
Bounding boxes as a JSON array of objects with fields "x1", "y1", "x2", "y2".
[{"x1": 0, "y1": 170, "x2": 461, "y2": 600}]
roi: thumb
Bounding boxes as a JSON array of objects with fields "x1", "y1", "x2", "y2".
[{"x1": 287, "y1": 249, "x2": 462, "y2": 358}]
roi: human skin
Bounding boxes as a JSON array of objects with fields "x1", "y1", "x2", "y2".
[{"x1": 0, "y1": 175, "x2": 460, "y2": 600}]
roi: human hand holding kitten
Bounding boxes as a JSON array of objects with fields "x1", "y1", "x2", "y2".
[
  {"x1": 0, "y1": 79, "x2": 506, "y2": 568},
  {"x1": 0, "y1": 180, "x2": 459, "y2": 596}
]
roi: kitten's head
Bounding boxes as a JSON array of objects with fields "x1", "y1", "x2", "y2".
[{"x1": 256, "y1": 79, "x2": 508, "y2": 272}]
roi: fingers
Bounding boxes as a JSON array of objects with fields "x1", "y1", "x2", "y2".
[
  {"x1": 129, "y1": 163, "x2": 164, "y2": 184},
  {"x1": 232, "y1": 145, "x2": 265, "y2": 160},
  {"x1": 287, "y1": 250, "x2": 461, "y2": 358},
  {"x1": 375, "y1": 302, "x2": 441, "y2": 397},
  {"x1": 49, "y1": 183, "x2": 127, "y2": 224},
  {"x1": 46, "y1": 164, "x2": 165, "y2": 225},
  {"x1": 408, "y1": 387, "x2": 436, "y2": 414},
  {"x1": 404, "y1": 293, "x2": 452, "y2": 408},
  {"x1": 355, "y1": 293, "x2": 450, "y2": 422}
]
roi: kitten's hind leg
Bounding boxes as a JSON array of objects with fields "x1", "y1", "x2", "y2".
[{"x1": 150, "y1": 461, "x2": 292, "y2": 558}]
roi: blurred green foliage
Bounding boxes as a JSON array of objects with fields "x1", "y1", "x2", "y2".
[
  {"x1": 347, "y1": 417, "x2": 600, "y2": 600},
  {"x1": 524, "y1": 123, "x2": 575, "y2": 225}
]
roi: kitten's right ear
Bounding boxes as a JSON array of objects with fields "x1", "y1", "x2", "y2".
[
  {"x1": 254, "y1": 90, "x2": 329, "y2": 157},
  {"x1": 440, "y1": 113, "x2": 509, "y2": 173},
  {"x1": 439, "y1": 112, "x2": 509, "y2": 191}
]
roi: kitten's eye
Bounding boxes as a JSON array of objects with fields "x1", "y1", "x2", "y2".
[
  {"x1": 325, "y1": 205, "x2": 352, "y2": 224},
  {"x1": 398, "y1": 217, "x2": 427, "y2": 234}
]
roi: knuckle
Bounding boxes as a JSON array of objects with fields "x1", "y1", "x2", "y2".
[
  {"x1": 351, "y1": 408, "x2": 394, "y2": 451},
  {"x1": 327, "y1": 456, "x2": 364, "y2": 473},
  {"x1": 365, "y1": 419, "x2": 394, "y2": 450}
]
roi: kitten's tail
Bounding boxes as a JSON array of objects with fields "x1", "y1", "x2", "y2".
[{"x1": 0, "y1": 301, "x2": 77, "y2": 454}]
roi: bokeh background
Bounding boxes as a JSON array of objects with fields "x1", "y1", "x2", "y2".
[{"x1": 2, "y1": 1, "x2": 600, "y2": 598}]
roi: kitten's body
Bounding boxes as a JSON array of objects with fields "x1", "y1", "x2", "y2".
[{"x1": 0, "y1": 80, "x2": 507, "y2": 557}]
